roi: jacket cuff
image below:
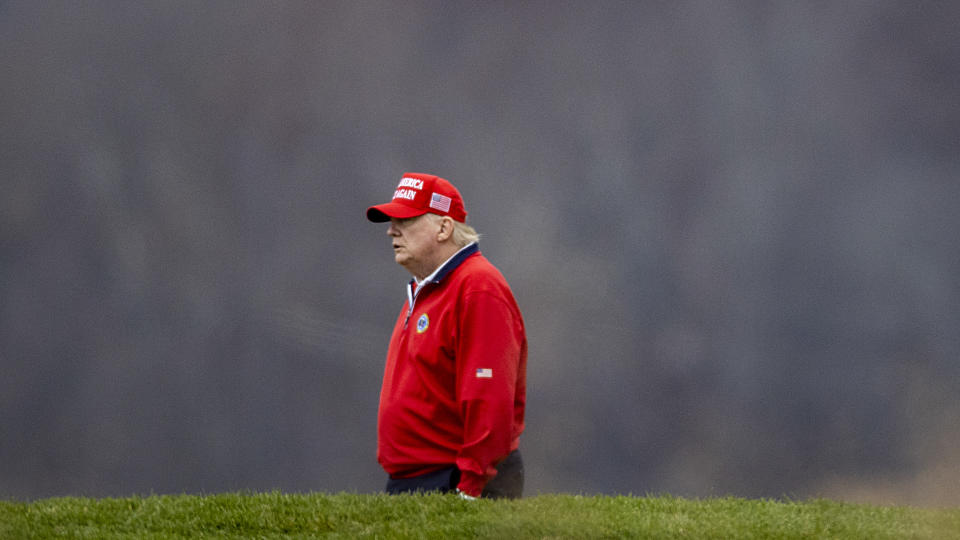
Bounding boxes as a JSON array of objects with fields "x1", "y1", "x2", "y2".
[{"x1": 456, "y1": 471, "x2": 486, "y2": 498}]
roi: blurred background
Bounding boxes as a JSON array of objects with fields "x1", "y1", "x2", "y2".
[{"x1": 2, "y1": 2, "x2": 958, "y2": 506}]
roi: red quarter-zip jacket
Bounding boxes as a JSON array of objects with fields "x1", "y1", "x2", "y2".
[{"x1": 377, "y1": 243, "x2": 527, "y2": 497}]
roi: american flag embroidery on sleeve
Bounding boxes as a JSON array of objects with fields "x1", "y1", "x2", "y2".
[
  {"x1": 429, "y1": 192, "x2": 452, "y2": 213},
  {"x1": 476, "y1": 368, "x2": 493, "y2": 378}
]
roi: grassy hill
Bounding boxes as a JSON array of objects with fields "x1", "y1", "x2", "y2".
[{"x1": 2, "y1": 492, "x2": 958, "y2": 539}]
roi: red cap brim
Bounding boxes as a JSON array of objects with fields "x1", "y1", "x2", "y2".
[{"x1": 366, "y1": 202, "x2": 428, "y2": 222}]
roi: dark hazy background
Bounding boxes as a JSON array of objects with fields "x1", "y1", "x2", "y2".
[{"x1": 2, "y1": 2, "x2": 958, "y2": 506}]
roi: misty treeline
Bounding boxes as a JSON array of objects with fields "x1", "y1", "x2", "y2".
[{"x1": 2, "y1": 2, "x2": 958, "y2": 505}]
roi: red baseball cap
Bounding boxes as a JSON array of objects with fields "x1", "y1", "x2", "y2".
[{"x1": 366, "y1": 172, "x2": 468, "y2": 223}]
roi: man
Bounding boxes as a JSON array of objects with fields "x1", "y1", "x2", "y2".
[{"x1": 366, "y1": 172, "x2": 527, "y2": 499}]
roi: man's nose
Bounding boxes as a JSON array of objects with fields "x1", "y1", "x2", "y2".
[{"x1": 386, "y1": 222, "x2": 399, "y2": 236}]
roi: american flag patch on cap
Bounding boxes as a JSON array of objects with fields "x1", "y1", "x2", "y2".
[
  {"x1": 476, "y1": 368, "x2": 493, "y2": 378},
  {"x1": 429, "y1": 192, "x2": 452, "y2": 213}
]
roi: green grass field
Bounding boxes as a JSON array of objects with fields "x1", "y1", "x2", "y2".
[{"x1": 2, "y1": 492, "x2": 958, "y2": 539}]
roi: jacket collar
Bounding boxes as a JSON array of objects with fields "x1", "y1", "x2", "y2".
[
  {"x1": 407, "y1": 243, "x2": 479, "y2": 309},
  {"x1": 425, "y1": 242, "x2": 479, "y2": 284}
]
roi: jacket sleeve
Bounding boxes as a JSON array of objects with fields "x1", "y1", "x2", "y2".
[{"x1": 454, "y1": 290, "x2": 523, "y2": 497}]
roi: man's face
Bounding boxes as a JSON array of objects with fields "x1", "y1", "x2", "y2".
[{"x1": 387, "y1": 214, "x2": 440, "y2": 279}]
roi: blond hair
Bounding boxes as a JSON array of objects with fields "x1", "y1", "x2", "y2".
[
  {"x1": 425, "y1": 213, "x2": 481, "y2": 247},
  {"x1": 452, "y1": 220, "x2": 481, "y2": 247}
]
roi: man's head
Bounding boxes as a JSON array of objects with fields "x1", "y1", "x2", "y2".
[{"x1": 368, "y1": 173, "x2": 479, "y2": 279}]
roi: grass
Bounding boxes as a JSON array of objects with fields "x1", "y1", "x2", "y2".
[{"x1": 1, "y1": 492, "x2": 958, "y2": 539}]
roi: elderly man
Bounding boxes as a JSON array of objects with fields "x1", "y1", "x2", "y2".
[{"x1": 366, "y1": 172, "x2": 527, "y2": 499}]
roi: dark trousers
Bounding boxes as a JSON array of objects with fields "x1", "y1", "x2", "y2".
[{"x1": 385, "y1": 450, "x2": 524, "y2": 499}]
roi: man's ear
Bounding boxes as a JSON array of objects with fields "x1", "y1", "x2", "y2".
[{"x1": 437, "y1": 216, "x2": 455, "y2": 242}]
